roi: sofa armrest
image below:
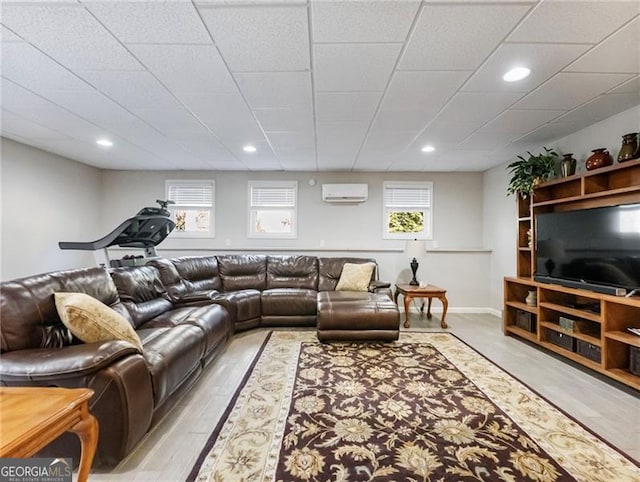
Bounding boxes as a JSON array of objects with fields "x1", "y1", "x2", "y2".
[
  {"x1": 0, "y1": 341, "x2": 140, "y2": 382},
  {"x1": 174, "y1": 291, "x2": 220, "y2": 306},
  {"x1": 369, "y1": 280, "x2": 391, "y2": 291}
]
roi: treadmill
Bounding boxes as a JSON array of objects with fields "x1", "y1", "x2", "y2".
[{"x1": 59, "y1": 200, "x2": 176, "y2": 267}]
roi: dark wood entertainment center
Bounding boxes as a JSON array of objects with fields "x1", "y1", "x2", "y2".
[{"x1": 503, "y1": 158, "x2": 640, "y2": 391}]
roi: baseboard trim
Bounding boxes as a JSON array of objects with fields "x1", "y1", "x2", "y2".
[{"x1": 408, "y1": 307, "x2": 501, "y2": 318}]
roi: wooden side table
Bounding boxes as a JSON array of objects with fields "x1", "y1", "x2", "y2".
[
  {"x1": 0, "y1": 387, "x2": 98, "y2": 482},
  {"x1": 395, "y1": 284, "x2": 449, "y2": 329}
]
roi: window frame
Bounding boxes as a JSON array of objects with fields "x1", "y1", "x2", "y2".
[
  {"x1": 382, "y1": 181, "x2": 433, "y2": 240},
  {"x1": 247, "y1": 180, "x2": 298, "y2": 239},
  {"x1": 165, "y1": 179, "x2": 215, "y2": 238}
]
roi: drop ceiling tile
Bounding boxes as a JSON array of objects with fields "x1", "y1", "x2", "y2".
[
  {"x1": 434, "y1": 92, "x2": 523, "y2": 126},
  {"x1": 199, "y1": 5, "x2": 309, "y2": 72},
  {"x1": 235, "y1": 72, "x2": 312, "y2": 109},
  {"x1": 1, "y1": 43, "x2": 92, "y2": 93},
  {"x1": 314, "y1": 43, "x2": 401, "y2": 92},
  {"x1": 514, "y1": 72, "x2": 634, "y2": 110},
  {"x1": 179, "y1": 93, "x2": 265, "y2": 140},
  {"x1": 253, "y1": 107, "x2": 313, "y2": 131},
  {"x1": 515, "y1": 121, "x2": 586, "y2": 145},
  {"x1": 413, "y1": 120, "x2": 480, "y2": 147},
  {"x1": 1, "y1": 110, "x2": 71, "y2": 140},
  {"x1": 352, "y1": 158, "x2": 395, "y2": 171},
  {"x1": 196, "y1": 0, "x2": 306, "y2": 4},
  {"x1": 277, "y1": 159, "x2": 317, "y2": 171},
  {"x1": 359, "y1": 130, "x2": 417, "y2": 159},
  {"x1": 131, "y1": 107, "x2": 206, "y2": 135},
  {"x1": 316, "y1": 121, "x2": 368, "y2": 167},
  {"x1": 223, "y1": 139, "x2": 280, "y2": 166},
  {"x1": 312, "y1": 0, "x2": 420, "y2": 43},
  {"x1": 80, "y1": 70, "x2": 181, "y2": 109},
  {"x1": 480, "y1": 109, "x2": 566, "y2": 134},
  {"x1": 608, "y1": 75, "x2": 640, "y2": 94},
  {"x1": 383, "y1": 71, "x2": 470, "y2": 111},
  {"x1": 552, "y1": 93, "x2": 640, "y2": 126},
  {"x1": 129, "y1": 44, "x2": 238, "y2": 94},
  {"x1": 459, "y1": 130, "x2": 519, "y2": 150},
  {"x1": 508, "y1": 0, "x2": 639, "y2": 44},
  {"x1": 1, "y1": 4, "x2": 141, "y2": 70},
  {"x1": 566, "y1": 18, "x2": 640, "y2": 74},
  {"x1": 1, "y1": 26, "x2": 22, "y2": 42},
  {"x1": 266, "y1": 131, "x2": 315, "y2": 151},
  {"x1": 370, "y1": 109, "x2": 433, "y2": 132},
  {"x1": 463, "y1": 43, "x2": 591, "y2": 93},
  {"x1": 176, "y1": 134, "x2": 238, "y2": 162},
  {"x1": 399, "y1": 3, "x2": 531, "y2": 70},
  {"x1": 83, "y1": 1, "x2": 211, "y2": 44},
  {"x1": 315, "y1": 92, "x2": 381, "y2": 122}
]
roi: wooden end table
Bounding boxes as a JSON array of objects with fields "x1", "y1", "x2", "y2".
[
  {"x1": 0, "y1": 387, "x2": 98, "y2": 482},
  {"x1": 395, "y1": 284, "x2": 449, "y2": 329}
]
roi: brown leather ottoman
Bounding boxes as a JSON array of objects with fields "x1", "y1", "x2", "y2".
[{"x1": 316, "y1": 291, "x2": 400, "y2": 342}]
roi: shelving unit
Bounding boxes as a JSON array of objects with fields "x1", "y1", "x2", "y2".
[{"x1": 505, "y1": 159, "x2": 640, "y2": 391}]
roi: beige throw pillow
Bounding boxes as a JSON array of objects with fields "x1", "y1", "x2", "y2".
[
  {"x1": 335, "y1": 262, "x2": 375, "y2": 292},
  {"x1": 54, "y1": 292, "x2": 143, "y2": 352}
]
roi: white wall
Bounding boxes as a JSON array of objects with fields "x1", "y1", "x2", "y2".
[
  {"x1": 0, "y1": 138, "x2": 102, "y2": 280},
  {"x1": 101, "y1": 170, "x2": 491, "y2": 309},
  {"x1": 483, "y1": 105, "x2": 640, "y2": 312}
]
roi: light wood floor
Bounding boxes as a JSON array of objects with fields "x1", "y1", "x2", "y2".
[{"x1": 88, "y1": 312, "x2": 640, "y2": 481}]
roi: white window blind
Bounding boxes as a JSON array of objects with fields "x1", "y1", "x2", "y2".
[
  {"x1": 384, "y1": 184, "x2": 431, "y2": 209},
  {"x1": 250, "y1": 186, "x2": 296, "y2": 207},
  {"x1": 167, "y1": 183, "x2": 213, "y2": 207}
]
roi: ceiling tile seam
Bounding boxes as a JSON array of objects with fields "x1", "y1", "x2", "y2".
[
  {"x1": 306, "y1": 0, "x2": 319, "y2": 172},
  {"x1": 0, "y1": 109, "x2": 75, "y2": 140},
  {"x1": 561, "y1": 14, "x2": 640, "y2": 74},
  {"x1": 192, "y1": 0, "x2": 288, "y2": 171},
  {"x1": 390, "y1": 0, "x2": 540, "y2": 169},
  {"x1": 606, "y1": 74, "x2": 640, "y2": 93},
  {"x1": 346, "y1": 1, "x2": 426, "y2": 172},
  {"x1": 82, "y1": 2, "x2": 249, "y2": 169},
  {"x1": 194, "y1": 2, "x2": 305, "y2": 12}
]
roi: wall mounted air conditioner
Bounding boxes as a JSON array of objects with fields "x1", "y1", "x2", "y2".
[{"x1": 322, "y1": 183, "x2": 368, "y2": 203}]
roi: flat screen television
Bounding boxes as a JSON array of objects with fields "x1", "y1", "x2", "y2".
[{"x1": 534, "y1": 203, "x2": 640, "y2": 294}]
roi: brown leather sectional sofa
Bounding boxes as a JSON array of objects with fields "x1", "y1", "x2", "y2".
[{"x1": 0, "y1": 255, "x2": 398, "y2": 468}]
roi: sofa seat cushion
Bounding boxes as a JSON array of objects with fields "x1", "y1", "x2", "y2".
[
  {"x1": 262, "y1": 289, "x2": 317, "y2": 316},
  {"x1": 138, "y1": 325, "x2": 205, "y2": 407},
  {"x1": 139, "y1": 305, "x2": 231, "y2": 357},
  {"x1": 317, "y1": 291, "x2": 399, "y2": 342}
]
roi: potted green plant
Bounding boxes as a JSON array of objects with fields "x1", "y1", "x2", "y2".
[{"x1": 507, "y1": 147, "x2": 559, "y2": 198}]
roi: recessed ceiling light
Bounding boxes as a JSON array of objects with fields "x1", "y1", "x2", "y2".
[
  {"x1": 421, "y1": 145, "x2": 436, "y2": 153},
  {"x1": 96, "y1": 138, "x2": 113, "y2": 147},
  {"x1": 243, "y1": 145, "x2": 257, "y2": 153},
  {"x1": 503, "y1": 67, "x2": 531, "y2": 82}
]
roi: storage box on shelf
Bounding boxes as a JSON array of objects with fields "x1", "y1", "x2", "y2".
[{"x1": 504, "y1": 159, "x2": 640, "y2": 391}]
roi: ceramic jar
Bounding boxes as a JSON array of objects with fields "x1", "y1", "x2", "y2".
[
  {"x1": 560, "y1": 153, "x2": 577, "y2": 177},
  {"x1": 525, "y1": 290, "x2": 537, "y2": 307},
  {"x1": 617, "y1": 132, "x2": 639, "y2": 162},
  {"x1": 585, "y1": 148, "x2": 613, "y2": 171}
]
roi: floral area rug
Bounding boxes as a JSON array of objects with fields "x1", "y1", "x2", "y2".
[{"x1": 188, "y1": 331, "x2": 639, "y2": 481}]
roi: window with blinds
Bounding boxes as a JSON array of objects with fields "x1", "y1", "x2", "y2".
[
  {"x1": 383, "y1": 181, "x2": 432, "y2": 239},
  {"x1": 166, "y1": 180, "x2": 215, "y2": 237},
  {"x1": 248, "y1": 181, "x2": 297, "y2": 238}
]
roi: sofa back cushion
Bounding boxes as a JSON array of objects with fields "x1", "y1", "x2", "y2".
[
  {"x1": 0, "y1": 267, "x2": 128, "y2": 352},
  {"x1": 149, "y1": 257, "x2": 221, "y2": 303},
  {"x1": 266, "y1": 255, "x2": 318, "y2": 290},
  {"x1": 318, "y1": 257, "x2": 377, "y2": 292},
  {"x1": 110, "y1": 266, "x2": 173, "y2": 328},
  {"x1": 217, "y1": 255, "x2": 266, "y2": 292}
]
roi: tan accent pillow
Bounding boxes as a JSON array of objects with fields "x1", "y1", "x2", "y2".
[
  {"x1": 335, "y1": 262, "x2": 375, "y2": 292},
  {"x1": 54, "y1": 292, "x2": 143, "y2": 352}
]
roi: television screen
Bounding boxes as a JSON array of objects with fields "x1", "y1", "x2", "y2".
[{"x1": 535, "y1": 203, "x2": 640, "y2": 291}]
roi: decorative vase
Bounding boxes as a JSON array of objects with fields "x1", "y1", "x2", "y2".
[
  {"x1": 559, "y1": 153, "x2": 577, "y2": 177},
  {"x1": 585, "y1": 148, "x2": 613, "y2": 171},
  {"x1": 617, "y1": 132, "x2": 639, "y2": 162},
  {"x1": 525, "y1": 290, "x2": 537, "y2": 307}
]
